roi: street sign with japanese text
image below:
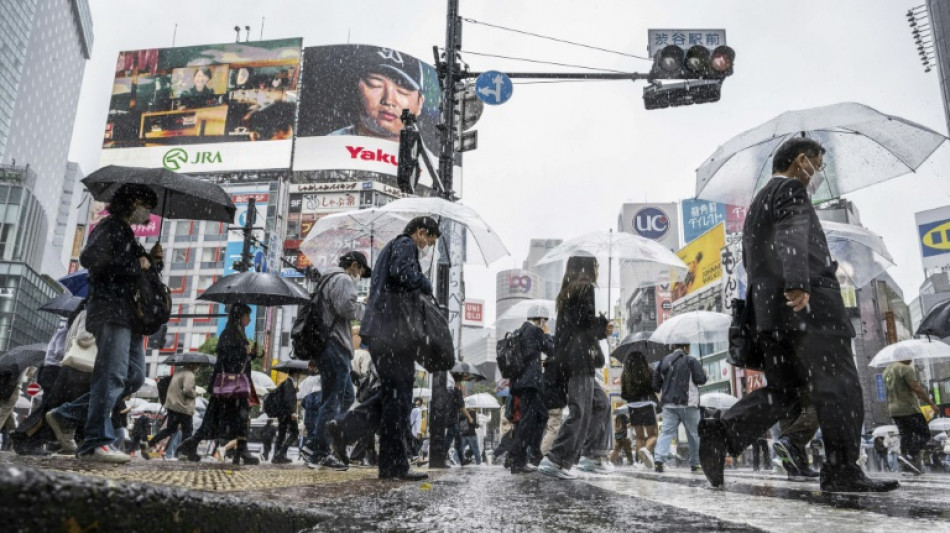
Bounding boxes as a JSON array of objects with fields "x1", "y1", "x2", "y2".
[{"x1": 647, "y1": 29, "x2": 727, "y2": 58}]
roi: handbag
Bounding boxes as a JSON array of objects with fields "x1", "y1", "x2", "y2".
[
  {"x1": 213, "y1": 356, "x2": 251, "y2": 399},
  {"x1": 414, "y1": 294, "x2": 456, "y2": 373},
  {"x1": 726, "y1": 297, "x2": 765, "y2": 371},
  {"x1": 61, "y1": 339, "x2": 97, "y2": 373}
]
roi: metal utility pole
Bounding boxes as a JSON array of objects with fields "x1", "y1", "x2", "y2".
[{"x1": 237, "y1": 197, "x2": 256, "y2": 272}]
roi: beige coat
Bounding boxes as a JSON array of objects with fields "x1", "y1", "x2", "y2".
[{"x1": 165, "y1": 368, "x2": 198, "y2": 415}]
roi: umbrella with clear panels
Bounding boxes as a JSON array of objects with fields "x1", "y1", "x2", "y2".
[
  {"x1": 649, "y1": 311, "x2": 731, "y2": 346},
  {"x1": 867, "y1": 339, "x2": 950, "y2": 368},
  {"x1": 494, "y1": 299, "x2": 557, "y2": 336},
  {"x1": 696, "y1": 102, "x2": 948, "y2": 207},
  {"x1": 820, "y1": 220, "x2": 895, "y2": 288}
]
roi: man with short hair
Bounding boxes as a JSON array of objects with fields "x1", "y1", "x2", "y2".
[
  {"x1": 884, "y1": 359, "x2": 937, "y2": 475},
  {"x1": 360, "y1": 216, "x2": 440, "y2": 481},
  {"x1": 698, "y1": 137, "x2": 899, "y2": 493},
  {"x1": 509, "y1": 308, "x2": 553, "y2": 474},
  {"x1": 652, "y1": 344, "x2": 706, "y2": 473}
]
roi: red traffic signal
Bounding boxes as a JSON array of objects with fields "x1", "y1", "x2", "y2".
[{"x1": 710, "y1": 46, "x2": 735, "y2": 78}]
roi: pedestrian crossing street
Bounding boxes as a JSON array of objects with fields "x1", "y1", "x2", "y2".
[{"x1": 576, "y1": 467, "x2": 950, "y2": 532}]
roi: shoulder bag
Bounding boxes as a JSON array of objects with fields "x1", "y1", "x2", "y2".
[{"x1": 213, "y1": 358, "x2": 251, "y2": 399}]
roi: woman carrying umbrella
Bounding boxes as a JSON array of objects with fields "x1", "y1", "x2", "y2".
[
  {"x1": 537, "y1": 256, "x2": 613, "y2": 479},
  {"x1": 177, "y1": 304, "x2": 260, "y2": 465}
]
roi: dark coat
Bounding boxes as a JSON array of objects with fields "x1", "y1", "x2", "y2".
[
  {"x1": 271, "y1": 378, "x2": 297, "y2": 418},
  {"x1": 653, "y1": 349, "x2": 706, "y2": 407},
  {"x1": 742, "y1": 177, "x2": 854, "y2": 337},
  {"x1": 260, "y1": 423, "x2": 277, "y2": 444},
  {"x1": 512, "y1": 321, "x2": 553, "y2": 393},
  {"x1": 359, "y1": 235, "x2": 432, "y2": 342},
  {"x1": 79, "y1": 215, "x2": 149, "y2": 331},
  {"x1": 620, "y1": 361, "x2": 658, "y2": 404},
  {"x1": 203, "y1": 323, "x2": 252, "y2": 439},
  {"x1": 553, "y1": 282, "x2": 607, "y2": 377}
]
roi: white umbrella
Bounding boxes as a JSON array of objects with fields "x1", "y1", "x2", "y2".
[
  {"x1": 650, "y1": 311, "x2": 731, "y2": 345},
  {"x1": 820, "y1": 220, "x2": 895, "y2": 288},
  {"x1": 296, "y1": 375, "x2": 322, "y2": 399},
  {"x1": 252, "y1": 371, "x2": 276, "y2": 391},
  {"x1": 413, "y1": 387, "x2": 431, "y2": 400},
  {"x1": 127, "y1": 397, "x2": 151, "y2": 409},
  {"x1": 696, "y1": 102, "x2": 948, "y2": 206},
  {"x1": 298, "y1": 207, "x2": 411, "y2": 269},
  {"x1": 867, "y1": 339, "x2": 950, "y2": 368},
  {"x1": 195, "y1": 386, "x2": 207, "y2": 395},
  {"x1": 131, "y1": 402, "x2": 163, "y2": 414},
  {"x1": 494, "y1": 299, "x2": 557, "y2": 336},
  {"x1": 15, "y1": 395, "x2": 32, "y2": 409},
  {"x1": 700, "y1": 392, "x2": 738, "y2": 410},
  {"x1": 929, "y1": 418, "x2": 950, "y2": 432},
  {"x1": 465, "y1": 393, "x2": 501, "y2": 409},
  {"x1": 134, "y1": 377, "x2": 159, "y2": 398},
  {"x1": 872, "y1": 425, "x2": 899, "y2": 438}
]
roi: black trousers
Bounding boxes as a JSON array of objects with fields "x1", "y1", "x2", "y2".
[
  {"x1": 148, "y1": 410, "x2": 193, "y2": 447},
  {"x1": 721, "y1": 332, "x2": 863, "y2": 468},
  {"x1": 370, "y1": 345, "x2": 414, "y2": 477},
  {"x1": 510, "y1": 389, "x2": 547, "y2": 468},
  {"x1": 751, "y1": 438, "x2": 770, "y2": 470},
  {"x1": 261, "y1": 439, "x2": 273, "y2": 460},
  {"x1": 275, "y1": 414, "x2": 299, "y2": 455},
  {"x1": 893, "y1": 413, "x2": 930, "y2": 459}
]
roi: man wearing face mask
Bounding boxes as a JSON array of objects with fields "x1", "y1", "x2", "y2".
[
  {"x1": 698, "y1": 137, "x2": 900, "y2": 493},
  {"x1": 360, "y1": 216, "x2": 440, "y2": 481},
  {"x1": 302, "y1": 251, "x2": 370, "y2": 471},
  {"x1": 47, "y1": 183, "x2": 163, "y2": 463}
]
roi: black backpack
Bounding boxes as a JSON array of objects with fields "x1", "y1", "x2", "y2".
[
  {"x1": 262, "y1": 391, "x2": 281, "y2": 417},
  {"x1": 496, "y1": 329, "x2": 527, "y2": 379},
  {"x1": 157, "y1": 375, "x2": 173, "y2": 406},
  {"x1": 291, "y1": 273, "x2": 341, "y2": 361},
  {"x1": 130, "y1": 267, "x2": 172, "y2": 336}
]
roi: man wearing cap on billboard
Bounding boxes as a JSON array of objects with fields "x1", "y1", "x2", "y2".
[{"x1": 330, "y1": 47, "x2": 425, "y2": 140}]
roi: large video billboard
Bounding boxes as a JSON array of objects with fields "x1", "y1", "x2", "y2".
[
  {"x1": 294, "y1": 45, "x2": 442, "y2": 177},
  {"x1": 100, "y1": 39, "x2": 302, "y2": 172},
  {"x1": 671, "y1": 222, "x2": 725, "y2": 301}
]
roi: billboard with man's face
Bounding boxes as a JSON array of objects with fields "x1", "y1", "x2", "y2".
[
  {"x1": 294, "y1": 45, "x2": 442, "y2": 177},
  {"x1": 100, "y1": 39, "x2": 302, "y2": 172}
]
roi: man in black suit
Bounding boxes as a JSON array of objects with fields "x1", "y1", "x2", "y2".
[{"x1": 698, "y1": 137, "x2": 899, "y2": 493}]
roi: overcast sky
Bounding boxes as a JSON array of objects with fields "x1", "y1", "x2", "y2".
[{"x1": 69, "y1": 0, "x2": 949, "y2": 322}]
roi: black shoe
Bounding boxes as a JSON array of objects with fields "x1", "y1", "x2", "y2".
[
  {"x1": 698, "y1": 419, "x2": 727, "y2": 488},
  {"x1": 176, "y1": 438, "x2": 201, "y2": 462},
  {"x1": 327, "y1": 420, "x2": 349, "y2": 466},
  {"x1": 820, "y1": 464, "x2": 900, "y2": 493},
  {"x1": 654, "y1": 462, "x2": 665, "y2": 473},
  {"x1": 235, "y1": 441, "x2": 260, "y2": 465},
  {"x1": 271, "y1": 454, "x2": 292, "y2": 465},
  {"x1": 380, "y1": 470, "x2": 429, "y2": 481}
]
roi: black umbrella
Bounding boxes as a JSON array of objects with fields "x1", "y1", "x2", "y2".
[
  {"x1": 0, "y1": 344, "x2": 48, "y2": 370},
  {"x1": 197, "y1": 272, "x2": 310, "y2": 306},
  {"x1": 610, "y1": 331, "x2": 667, "y2": 365},
  {"x1": 272, "y1": 360, "x2": 311, "y2": 373},
  {"x1": 162, "y1": 352, "x2": 216, "y2": 366},
  {"x1": 451, "y1": 362, "x2": 487, "y2": 382},
  {"x1": 917, "y1": 299, "x2": 950, "y2": 338},
  {"x1": 38, "y1": 293, "x2": 85, "y2": 317},
  {"x1": 81, "y1": 165, "x2": 236, "y2": 233}
]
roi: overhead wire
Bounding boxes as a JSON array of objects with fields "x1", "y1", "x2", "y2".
[{"x1": 459, "y1": 50, "x2": 627, "y2": 73}]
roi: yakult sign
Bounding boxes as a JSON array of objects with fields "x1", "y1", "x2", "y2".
[{"x1": 618, "y1": 202, "x2": 680, "y2": 252}]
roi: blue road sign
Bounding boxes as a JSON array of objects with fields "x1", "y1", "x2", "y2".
[{"x1": 475, "y1": 71, "x2": 513, "y2": 105}]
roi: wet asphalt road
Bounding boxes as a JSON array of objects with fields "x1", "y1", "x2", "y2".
[{"x1": 2, "y1": 451, "x2": 949, "y2": 532}]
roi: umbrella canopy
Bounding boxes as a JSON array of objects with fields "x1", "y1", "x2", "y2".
[
  {"x1": 58, "y1": 270, "x2": 89, "y2": 298},
  {"x1": 451, "y1": 362, "x2": 487, "y2": 382},
  {"x1": 868, "y1": 339, "x2": 950, "y2": 368},
  {"x1": 465, "y1": 393, "x2": 500, "y2": 409},
  {"x1": 297, "y1": 375, "x2": 322, "y2": 399},
  {"x1": 15, "y1": 395, "x2": 33, "y2": 409},
  {"x1": 696, "y1": 102, "x2": 948, "y2": 206},
  {"x1": 161, "y1": 352, "x2": 216, "y2": 366},
  {"x1": 298, "y1": 207, "x2": 412, "y2": 269},
  {"x1": 872, "y1": 425, "x2": 899, "y2": 438},
  {"x1": 38, "y1": 293, "x2": 85, "y2": 317},
  {"x1": 0, "y1": 344, "x2": 48, "y2": 370},
  {"x1": 81, "y1": 166, "x2": 236, "y2": 226},
  {"x1": 198, "y1": 271, "x2": 310, "y2": 306},
  {"x1": 610, "y1": 331, "x2": 667, "y2": 365},
  {"x1": 534, "y1": 230, "x2": 688, "y2": 289},
  {"x1": 917, "y1": 299, "x2": 950, "y2": 338},
  {"x1": 413, "y1": 387, "x2": 431, "y2": 400},
  {"x1": 272, "y1": 360, "x2": 311, "y2": 373},
  {"x1": 252, "y1": 371, "x2": 276, "y2": 391},
  {"x1": 131, "y1": 402, "x2": 163, "y2": 414},
  {"x1": 700, "y1": 392, "x2": 738, "y2": 410},
  {"x1": 494, "y1": 299, "x2": 557, "y2": 335},
  {"x1": 820, "y1": 220, "x2": 895, "y2": 288},
  {"x1": 134, "y1": 377, "x2": 159, "y2": 398},
  {"x1": 930, "y1": 418, "x2": 950, "y2": 432},
  {"x1": 649, "y1": 311, "x2": 731, "y2": 345}
]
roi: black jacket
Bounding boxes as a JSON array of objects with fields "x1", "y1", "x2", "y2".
[
  {"x1": 553, "y1": 282, "x2": 607, "y2": 377},
  {"x1": 272, "y1": 378, "x2": 297, "y2": 418},
  {"x1": 742, "y1": 177, "x2": 854, "y2": 337},
  {"x1": 360, "y1": 235, "x2": 432, "y2": 341},
  {"x1": 260, "y1": 424, "x2": 277, "y2": 443},
  {"x1": 512, "y1": 321, "x2": 554, "y2": 393},
  {"x1": 80, "y1": 215, "x2": 151, "y2": 331},
  {"x1": 653, "y1": 349, "x2": 706, "y2": 407}
]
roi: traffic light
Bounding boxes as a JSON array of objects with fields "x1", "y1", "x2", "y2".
[
  {"x1": 650, "y1": 44, "x2": 735, "y2": 80},
  {"x1": 397, "y1": 109, "x2": 421, "y2": 194}
]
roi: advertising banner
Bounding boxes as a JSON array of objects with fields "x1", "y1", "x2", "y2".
[
  {"x1": 618, "y1": 202, "x2": 680, "y2": 252},
  {"x1": 682, "y1": 199, "x2": 727, "y2": 244},
  {"x1": 916, "y1": 206, "x2": 950, "y2": 269},
  {"x1": 720, "y1": 232, "x2": 745, "y2": 315},
  {"x1": 294, "y1": 45, "x2": 442, "y2": 179},
  {"x1": 671, "y1": 223, "x2": 725, "y2": 301},
  {"x1": 217, "y1": 187, "x2": 270, "y2": 338},
  {"x1": 87, "y1": 202, "x2": 162, "y2": 237},
  {"x1": 100, "y1": 38, "x2": 302, "y2": 172},
  {"x1": 655, "y1": 280, "x2": 673, "y2": 326},
  {"x1": 463, "y1": 299, "x2": 485, "y2": 327}
]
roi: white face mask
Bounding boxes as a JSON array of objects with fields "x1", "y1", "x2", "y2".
[
  {"x1": 801, "y1": 157, "x2": 826, "y2": 195},
  {"x1": 130, "y1": 206, "x2": 151, "y2": 225}
]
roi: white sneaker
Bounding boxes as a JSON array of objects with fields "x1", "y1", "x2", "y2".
[
  {"x1": 638, "y1": 448, "x2": 655, "y2": 470},
  {"x1": 576, "y1": 456, "x2": 598, "y2": 473},
  {"x1": 594, "y1": 457, "x2": 615, "y2": 474},
  {"x1": 537, "y1": 457, "x2": 577, "y2": 480},
  {"x1": 45, "y1": 411, "x2": 77, "y2": 455},
  {"x1": 772, "y1": 458, "x2": 786, "y2": 474},
  {"x1": 79, "y1": 445, "x2": 131, "y2": 463}
]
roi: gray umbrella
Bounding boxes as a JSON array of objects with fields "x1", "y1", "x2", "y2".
[
  {"x1": 161, "y1": 352, "x2": 216, "y2": 366},
  {"x1": 38, "y1": 293, "x2": 84, "y2": 317},
  {"x1": 0, "y1": 344, "x2": 48, "y2": 370},
  {"x1": 81, "y1": 166, "x2": 236, "y2": 232},
  {"x1": 451, "y1": 362, "x2": 487, "y2": 382},
  {"x1": 197, "y1": 272, "x2": 310, "y2": 306},
  {"x1": 272, "y1": 360, "x2": 311, "y2": 373}
]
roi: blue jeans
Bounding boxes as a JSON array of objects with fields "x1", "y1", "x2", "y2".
[
  {"x1": 461, "y1": 434, "x2": 481, "y2": 465},
  {"x1": 655, "y1": 406, "x2": 701, "y2": 467},
  {"x1": 55, "y1": 323, "x2": 145, "y2": 455},
  {"x1": 311, "y1": 341, "x2": 353, "y2": 458}
]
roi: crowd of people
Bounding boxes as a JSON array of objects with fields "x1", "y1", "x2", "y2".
[{"x1": 1, "y1": 139, "x2": 948, "y2": 494}]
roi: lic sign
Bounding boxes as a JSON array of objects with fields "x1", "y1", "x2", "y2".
[
  {"x1": 620, "y1": 203, "x2": 680, "y2": 251},
  {"x1": 634, "y1": 207, "x2": 670, "y2": 239}
]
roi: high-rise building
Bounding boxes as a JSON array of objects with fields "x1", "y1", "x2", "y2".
[
  {"x1": 523, "y1": 238, "x2": 563, "y2": 301},
  {"x1": 927, "y1": 0, "x2": 950, "y2": 134},
  {"x1": 0, "y1": 0, "x2": 93, "y2": 276}
]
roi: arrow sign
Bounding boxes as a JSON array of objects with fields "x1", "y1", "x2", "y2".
[{"x1": 474, "y1": 71, "x2": 513, "y2": 105}]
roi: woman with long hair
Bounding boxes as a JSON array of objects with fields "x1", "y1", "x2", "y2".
[
  {"x1": 176, "y1": 304, "x2": 259, "y2": 465},
  {"x1": 621, "y1": 351, "x2": 659, "y2": 469},
  {"x1": 537, "y1": 256, "x2": 613, "y2": 479}
]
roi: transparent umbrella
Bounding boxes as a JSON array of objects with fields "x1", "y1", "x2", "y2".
[
  {"x1": 868, "y1": 339, "x2": 950, "y2": 368},
  {"x1": 696, "y1": 102, "x2": 948, "y2": 206},
  {"x1": 465, "y1": 393, "x2": 501, "y2": 409},
  {"x1": 700, "y1": 392, "x2": 738, "y2": 410},
  {"x1": 872, "y1": 425, "x2": 899, "y2": 438},
  {"x1": 820, "y1": 220, "x2": 895, "y2": 288},
  {"x1": 494, "y1": 299, "x2": 557, "y2": 336},
  {"x1": 930, "y1": 418, "x2": 950, "y2": 432},
  {"x1": 252, "y1": 371, "x2": 277, "y2": 391},
  {"x1": 298, "y1": 208, "x2": 411, "y2": 270},
  {"x1": 134, "y1": 377, "x2": 159, "y2": 398},
  {"x1": 649, "y1": 311, "x2": 731, "y2": 345}
]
